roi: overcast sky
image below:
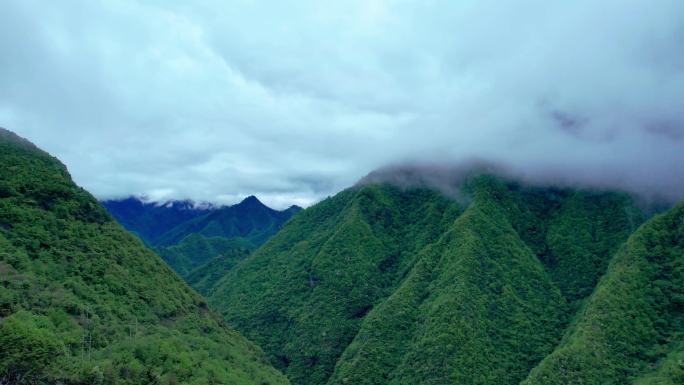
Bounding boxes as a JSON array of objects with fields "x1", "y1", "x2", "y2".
[{"x1": 1, "y1": 1, "x2": 683, "y2": 208}]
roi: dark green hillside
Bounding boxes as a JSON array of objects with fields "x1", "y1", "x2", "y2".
[
  {"x1": 633, "y1": 344, "x2": 684, "y2": 385},
  {"x1": 328, "y1": 178, "x2": 566, "y2": 385},
  {"x1": 538, "y1": 191, "x2": 642, "y2": 302},
  {"x1": 0, "y1": 129, "x2": 288, "y2": 385},
  {"x1": 522, "y1": 200, "x2": 684, "y2": 385},
  {"x1": 208, "y1": 173, "x2": 642, "y2": 385},
  {"x1": 157, "y1": 233, "x2": 253, "y2": 277},
  {"x1": 210, "y1": 185, "x2": 464, "y2": 385},
  {"x1": 185, "y1": 248, "x2": 251, "y2": 295},
  {"x1": 502, "y1": 185, "x2": 642, "y2": 305}
]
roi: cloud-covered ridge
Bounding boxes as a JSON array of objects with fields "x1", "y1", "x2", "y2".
[{"x1": 359, "y1": 160, "x2": 683, "y2": 206}]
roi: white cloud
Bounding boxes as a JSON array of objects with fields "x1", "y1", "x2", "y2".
[{"x1": 1, "y1": 0, "x2": 683, "y2": 208}]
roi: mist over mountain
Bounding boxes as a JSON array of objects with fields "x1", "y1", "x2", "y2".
[
  {"x1": 200, "y1": 169, "x2": 682, "y2": 385},
  {"x1": 2, "y1": 125, "x2": 682, "y2": 384},
  {"x1": 2, "y1": 1, "x2": 684, "y2": 384},
  {"x1": 102, "y1": 197, "x2": 213, "y2": 245},
  {"x1": 2, "y1": 1, "x2": 684, "y2": 206},
  {"x1": 359, "y1": 161, "x2": 680, "y2": 208}
]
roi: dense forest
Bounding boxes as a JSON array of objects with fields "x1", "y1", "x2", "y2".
[
  {"x1": 206, "y1": 173, "x2": 682, "y2": 385},
  {"x1": 2, "y1": 126, "x2": 682, "y2": 385},
  {"x1": 0, "y1": 129, "x2": 288, "y2": 384},
  {"x1": 524, "y1": 200, "x2": 684, "y2": 385}
]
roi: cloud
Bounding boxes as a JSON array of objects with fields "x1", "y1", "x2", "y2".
[{"x1": 1, "y1": 0, "x2": 683, "y2": 208}]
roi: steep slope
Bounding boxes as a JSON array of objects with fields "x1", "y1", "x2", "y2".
[
  {"x1": 102, "y1": 197, "x2": 211, "y2": 245},
  {"x1": 537, "y1": 191, "x2": 642, "y2": 303},
  {"x1": 185, "y1": 248, "x2": 251, "y2": 295},
  {"x1": 157, "y1": 233, "x2": 253, "y2": 277},
  {"x1": 208, "y1": 174, "x2": 642, "y2": 385},
  {"x1": 327, "y1": 178, "x2": 566, "y2": 385},
  {"x1": 0, "y1": 129, "x2": 288, "y2": 385},
  {"x1": 210, "y1": 185, "x2": 464, "y2": 385},
  {"x1": 522, "y1": 200, "x2": 684, "y2": 385}
]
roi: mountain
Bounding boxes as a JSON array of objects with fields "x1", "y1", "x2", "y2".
[
  {"x1": 104, "y1": 195, "x2": 301, "y2": 278},
  {"x1": 0, "y1": 128, "x2": 288, "y2": 385},
  {"x1": 102, "y1": 197, "x2": 211, "y2": 246},
  {"x1": 523, "y1": 200, "x2": 684, "y2": 385},
  {"x1": 155, "y1": 196, "x2": 301, "y2": 277},
  {"x1": 207, "y1": 174, "x2": 647, "y2": 385},
  {"x1": 155, "y1": 196, "x2": 301, "y2": 247}
]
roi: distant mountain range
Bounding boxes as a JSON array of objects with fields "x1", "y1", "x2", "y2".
[
  {"x1": 101, "y1": 197, "x2": 213, "y2": 246},
  {"x1": 102, "y1": 195, "x2": 301, "y2": 278}
]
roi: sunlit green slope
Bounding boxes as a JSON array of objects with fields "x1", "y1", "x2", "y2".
[
  {"x1": 522, "y1": 200, "x2": 684, "y2": 385},
  {"x1": 208, "y1": 173, "x2": 642, "y2": 385},
  {"x1": 327, "y1": 177, "x2": 566, "y2": 385},
  {"x1": 0, "y1": 128, "x2": 288, "y2": 385}
]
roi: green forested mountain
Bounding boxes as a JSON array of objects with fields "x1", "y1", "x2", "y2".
[
  {"x1": 523, "y1": 200, "x2": 684, "y2": 385},
  {"x1": 185, "y1": 248, "x2": 251, "y2": 296},
  {"x1": 4, "y1": 125, "x2": 681, "y2": 385},
  {"x1": 157, "y1": 233, "x2": 253, "y2": 278},
  {"x1": 208, "y1": 173, "x2": 649, "y2": 385},
  {"x1": 104, "y1": 195, "x2": 301, "y2": 278},
  {"x1": 0, "y1": 129, "x2": 288, "y2": 385}
]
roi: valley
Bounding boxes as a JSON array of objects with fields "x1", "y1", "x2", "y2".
[{"x1": 1, "y1": 128, "x2": 682, "y2": 384}]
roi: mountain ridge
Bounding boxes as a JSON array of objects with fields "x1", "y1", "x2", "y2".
[
  {"x1": 102, "y1": 197, "x2": 212, "y2": 246},
  {"x1": 0, "y1": 128, "x2": 288, "y2": 384},
  {"x1": 4, "y1": 126, "x2": 682, "y2": 384},
  {"x1": 206, "y1": 173, "x2": 651, "y2": 385},
  {"x1": 104, "y1": 194, "x2": 302, "y2": 278}
]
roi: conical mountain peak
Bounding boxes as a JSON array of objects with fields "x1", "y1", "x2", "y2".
[{"x1": 239, "y1": 195, "x2": 266, "y2": 208}]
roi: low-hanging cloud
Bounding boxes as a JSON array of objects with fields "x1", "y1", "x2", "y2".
[{"x1": 1, "y1": 0, "x2": 683, "y2": 208}]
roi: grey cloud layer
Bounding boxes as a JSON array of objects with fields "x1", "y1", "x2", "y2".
[{"x1": 1, "y1": 0, "x2": 683, "y2": 207}]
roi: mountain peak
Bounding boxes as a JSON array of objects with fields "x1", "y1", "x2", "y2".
[
  {"x1": 285, "y1": 205, "x2": 303, "y2": 213},
  {"x1": 239, "y1": 195, "x2": 265, "y2": 207}
]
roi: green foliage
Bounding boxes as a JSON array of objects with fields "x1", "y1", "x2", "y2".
[
  {"x1": 152, "y1": 198, "x2": 300, "y2": 282},
  {"x1": 157, "y1": 233, "x2": 254, "y2": 278},
  {"x1": 185, "y1": 248, "x2": 251, "y2": 295},
  {"x1": 208, "y1": 174, "x2": 645, "y2": 385},
  {"x1": 329, "y1": 178, "x2": 566, "y2": 385},
  {"x1": 0, "y1": 311, "x2": 66, "y2": 383},
  {"x1": 522, "y1": 201, "x2": 684, "y2": 385},
  {"x1": 5, "y1": 127, "x2": 678, "y2": 385},
  {"x1": 633, "y1": 344, "x2": 684, "y2": 385},
  {"x1": 541, "y1": 191, "x2": 642, "y2": 302},
  {"x1": 210, "y1": 185, "x2": 463, "y2": 385},
  {"x1": 0, "y1": 129, "x2": 288, "y2": 385}
]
